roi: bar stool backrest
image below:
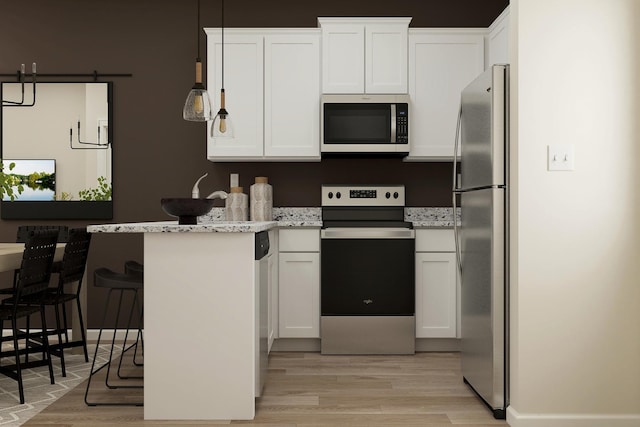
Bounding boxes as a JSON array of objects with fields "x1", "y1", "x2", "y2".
[
  {"x1": 15, "y1": 229, "x2": 59, "y2": 302},
  {"x1": 16, "y1": 225, "x2": 69, "y2": 243},
  {"x1": 59, "y1": 228, "x2": 92, "y2": 287}
]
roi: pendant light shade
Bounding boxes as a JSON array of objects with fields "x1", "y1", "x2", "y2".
[
  {"x1": 183, "y1": 0, "x2": 213, "y2": 122},
  {"x1": 211, "y1": 0, "x2": 234, "y2": 139},
  {"x1": 211, "y1": 89, "x2": 234, "y2": 138},
  {"x1": 183, "y1": 59, "x2": 213, "y2": 121}
]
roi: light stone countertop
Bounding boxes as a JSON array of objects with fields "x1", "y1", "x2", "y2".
[
  {"x1": 87, "y1": 220, "x2": 278, "y2": 233},
  {"x1": 199, "y1": 207, "x2": 323, "y2": 228},
  {"x1": 406, "y1": 207, "x2": 460, "y2": 228},
  {"x1": 87, "y1": 207, "x2": 458, "y2": 233}
]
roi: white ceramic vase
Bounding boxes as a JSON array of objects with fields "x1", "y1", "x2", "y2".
[
  {"x1": 225, "y1": 187, "x2": 248, "y2": 221},
  {"x1": 250, "y1": 177, "x2": 273, "y2": 221}
]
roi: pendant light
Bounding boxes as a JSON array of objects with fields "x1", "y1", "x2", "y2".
[
  {"x1": 183, "y1": 0, "x2": 213, "y2": 121},
  {"x1": 211, "y1": 0, "x2": 234, "y2": 139}
]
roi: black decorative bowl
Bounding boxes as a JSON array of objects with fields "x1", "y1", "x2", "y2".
[{"x1": 161, "y1": 198, "x2": 216, "y2": 225}]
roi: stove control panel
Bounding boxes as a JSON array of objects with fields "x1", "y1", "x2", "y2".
[{"x1": 322, "y1": 185, "x2": 405, "y2": 207}]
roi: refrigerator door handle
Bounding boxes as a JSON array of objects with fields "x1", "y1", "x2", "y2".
[
  {"x1": 453, "y1": 192, "x2": 462, "y2": 279},
  {"x1": 453, "y1": 97, "x2": 463, "y2": 278},
  {"x1": 452, "y1": 96, "x2": 462, "y2": 193}
]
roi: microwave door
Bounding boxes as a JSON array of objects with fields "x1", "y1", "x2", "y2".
[
  {"x1": 320, "y1": 94, "x2": 410, "y2": 156},
  {"x1": 323, "y1": 103, "x2": 392, "y2": 144}
]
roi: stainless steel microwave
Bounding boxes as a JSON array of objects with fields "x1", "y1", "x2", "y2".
[{"x1": 321, "y1": 94, "x2": 410, "y2": 156}]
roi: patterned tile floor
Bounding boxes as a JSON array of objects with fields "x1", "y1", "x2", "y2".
[{"x1": 0, "y1": 344, "x2": 119, "y2": 426}]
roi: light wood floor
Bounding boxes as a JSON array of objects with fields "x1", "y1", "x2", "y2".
[{"x1": 25, "y1": 351, "x2": 509, "y2": 426}]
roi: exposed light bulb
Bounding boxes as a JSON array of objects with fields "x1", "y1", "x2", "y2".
[
  {"x1": 211, "y1": 89, "x2": 234, "y2": 138},
  {"x1": 194, "y1": 94, "x2": 204, "y2": 114},
  {"x1": 219, "y1": 115, "x2": 227, "y2": 133}
]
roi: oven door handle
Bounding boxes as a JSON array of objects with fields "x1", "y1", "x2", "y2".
[{"x1": 321, "y1": 228, "x2": 416, "y2": 239}]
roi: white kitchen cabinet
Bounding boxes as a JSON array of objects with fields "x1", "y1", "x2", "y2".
[
  {"x1": 406, "y1": 30, "x2": 484, "y2": 161},
  {"x1": 319, "y1": 18, "x2": 411, "y2": 94},
  {"x1": 415, "y1": 229, "x2": 460, "y2": 338},
  {"x1": 278, "y1": 229, "x2": 320, "y2": 338},
  {"x1": 206, "y1": 29, "x2": 321, "y2": 161},
  {"x1": 486, "y1": 6, "x2": 510, "y2": 67},
  {"x1": 267, "y1": 229, "x2": 278, "y2": 352},
  {"x1": 264, "y1": 34, "x2": 320, "y2": 158},
  {"x1": 207, "y1": 33, "x2": 264, "y2": 158}
]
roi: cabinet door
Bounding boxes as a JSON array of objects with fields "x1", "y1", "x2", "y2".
[
  {"x1": 268, "y1": 229, "x2": 278, "y2": 352},
  {"x1": 264, "y1": 34, "x2": 321, "y2": 158},
  {"x1": 415, "y1": 252, "x2": 458, "y2": 338},
  {"x1": 407, "y1": 32, "x2": 484, "y2": 160},
  {"x1": 321, "y1": 24, "x2": 365, "y2": 94},
  {"x1": 207, "y1": 33, "x2": 264, "y2": 158},
  {"x1": 278, "y1": 252, "x2": 320, "y2": 338},
  {"x1": 365, "y1": 23, "x2": 408, "y2": 93},
  {"x1": 487, "y1": 8, "x2": 510, "y2": 67},
  {"x1": 267, "y1": 252, "x2": 276, "y2": 352}
]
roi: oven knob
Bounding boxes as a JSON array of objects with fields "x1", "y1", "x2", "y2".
[
  {"x1": 336, "y1": 192, "x2": 341, "y2": 199},
  {"x1": 393, "y1": 192, "x2": 399, "y2": 199},
  {"x1": 385, "y1": 192, "x2": 391, "y2": 199},
  {"x1": 328, "y1": 192, "x2": 333, "y2": 199}
]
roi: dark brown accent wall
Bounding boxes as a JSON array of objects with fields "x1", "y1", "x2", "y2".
[{"x1": 0, "y1": 0, "x2": 508, "y2": 327}]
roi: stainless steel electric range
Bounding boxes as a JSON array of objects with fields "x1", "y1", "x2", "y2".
[{"x1": 320, "y1": 184, "x2": 415, "y2": 355}]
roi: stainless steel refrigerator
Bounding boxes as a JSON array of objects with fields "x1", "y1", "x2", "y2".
[{"x1": 453, "y1": 64, "x2": 509, "y2": 420}]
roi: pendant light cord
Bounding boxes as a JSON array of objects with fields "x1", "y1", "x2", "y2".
[
  {"x1": 221, "y1": 0, "x2": 225, "y2": 90},
  {"x1": 196, "y1": 0, "x2": 201, "y2": 60}
]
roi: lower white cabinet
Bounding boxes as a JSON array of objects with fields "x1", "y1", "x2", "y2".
[
  {"x1": 415, "y1": 229, "x2": 460, "y2": 338},
  {"x1": 278, "y1": 229, "x2": 320, "y2": 338},
  {"x1": 267, "y1": 229, "x2": 278, "y2": 352}
]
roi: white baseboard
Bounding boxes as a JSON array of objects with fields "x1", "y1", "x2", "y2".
[
  {"x1": 270, "y1": 338, "x2": 460, "y2": 353},
  {"x1": 271, "y1": 338, "x2": 320, "y2": 352},
  {"x1": 416, "y1": 338, "x2": 460, "y2": 352},
  {"x1": 508, "y1": 406, "x2": 640, "y2": 427}
]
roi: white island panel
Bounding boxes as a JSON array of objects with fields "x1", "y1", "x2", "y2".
[{"x1": 144, "y1": 232, "x2": 257, "y2": 420}]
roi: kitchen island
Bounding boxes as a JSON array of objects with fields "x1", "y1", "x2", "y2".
[{"x1": 87, "y1": 220, "x2": 277, "y2": 421}]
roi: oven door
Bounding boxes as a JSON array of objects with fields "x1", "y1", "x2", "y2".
[{"x1": 320, "y1": 227, "x2": 415, "y2": 316}]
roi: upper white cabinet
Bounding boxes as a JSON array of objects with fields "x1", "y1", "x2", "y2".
[
  {"x1": 318, "y1": 18, "x2": 411, "y2": 94},
  {"x1": 206, "y1": 29, "x2": 321, "y2": 161},
  {"x1": 207, "y1": 33, "x2": 264, "y2": 158},
  {"x1": 406, "y1": 30, "x2": 484, "y2": 161},
  {"x1": 264, "y1": 34, "x2": 321, "y2": 158},
  {"x1": 486, "y1": 6, "x2": 510, "y2": 67}
]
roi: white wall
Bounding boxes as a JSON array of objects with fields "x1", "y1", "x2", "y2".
[{"x1": 509, "y1": 0, "x2": 640, "y2": 426}]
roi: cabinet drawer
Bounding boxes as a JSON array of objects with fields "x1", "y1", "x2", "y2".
[
  {"x1": 416, "y1": 229, "x2": 455, "y2": 252},
  {"x1": 279, "y1": 229, "x2": 320, "y2": 252}
]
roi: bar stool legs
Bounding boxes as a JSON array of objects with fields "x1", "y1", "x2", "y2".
[
  {"x1": 116, "y1": 291, "x2": 143, "y2": 381},
  {"x1": 84, "y1": 267, "x2": 143, "y2": 407}
]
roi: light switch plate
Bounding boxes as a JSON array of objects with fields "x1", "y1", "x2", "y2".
[{"x1": 547, "y1": 145, "x2": 575, "y2": 171}]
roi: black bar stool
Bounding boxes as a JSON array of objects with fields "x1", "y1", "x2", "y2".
[
  {"x1": 84, "y1": 262, "x2": 143, "y2": 406},
  {"x1": 119, "y1": 261, "x2": 143, "y2": 375}
]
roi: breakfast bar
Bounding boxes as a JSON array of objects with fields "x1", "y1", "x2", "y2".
[{"x1": 87, "y1": 220, "x2": 277, "y2": 421}]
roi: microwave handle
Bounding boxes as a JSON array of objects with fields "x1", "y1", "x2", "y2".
[{"x1": 390, "y1": 104, "x2": 396, "y2": 143}]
